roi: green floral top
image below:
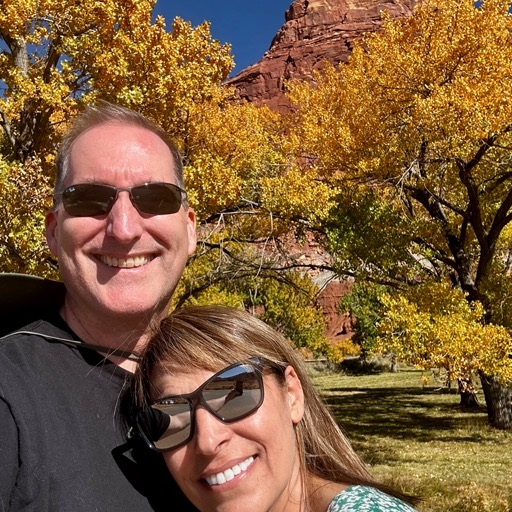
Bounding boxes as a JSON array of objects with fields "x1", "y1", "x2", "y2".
[{"x1": 327, "y1": 485, "x2": 417, "y2": 512}]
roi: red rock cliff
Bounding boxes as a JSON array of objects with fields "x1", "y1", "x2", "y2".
[{"x1": 226, "y1": 0, "x2": 417, "y2": 112}]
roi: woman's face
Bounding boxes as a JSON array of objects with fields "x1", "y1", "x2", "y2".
[{"x1": 151, "y1": 363, "x2": 305, "y2": 512}]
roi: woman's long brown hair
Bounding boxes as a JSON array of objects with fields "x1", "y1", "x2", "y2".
[{"x1": 132, "y1": 305, "x2": 419, "y2": 508}]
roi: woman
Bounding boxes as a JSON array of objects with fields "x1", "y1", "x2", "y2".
[{"x1": 131, "y1": 305, "x2": 419, "y2": 512}]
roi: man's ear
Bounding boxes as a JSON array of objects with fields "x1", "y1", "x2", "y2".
[
  {"x1": 284, "y1": 366, "x2": 305, "y2": 425},
  {"x1": 45, "y1": 210, "x2": 59, "y2": 257},
  {"x1": 186, "y1": 207, "x2": 197, "y2": 256}
]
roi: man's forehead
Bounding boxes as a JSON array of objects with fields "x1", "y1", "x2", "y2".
[
  {"x1": 67, "y1": 122, "x2": 177, "y2": 179},
  {"x1": 71, "y1": 122, "x2": 170, "y2": 151}
]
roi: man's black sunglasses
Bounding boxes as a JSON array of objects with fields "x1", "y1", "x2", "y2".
[
  {"x1": 133, "y1": 357, "x2": 285, "y2": 452},
  {"x1": 54, "y1": 182, "x2": 187, "y2": 217}
]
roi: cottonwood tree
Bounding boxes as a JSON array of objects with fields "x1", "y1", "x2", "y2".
[
  {"x1": 173, "y1": 99, "x2": 335, "y2": 355},
  {"x1": 285, "y1": 0, "x2": 512, "y2": 429}
]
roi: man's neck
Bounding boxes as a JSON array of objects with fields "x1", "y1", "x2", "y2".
[{"x1": 59, "y1": 300, "x2": 165, "y2": 370}]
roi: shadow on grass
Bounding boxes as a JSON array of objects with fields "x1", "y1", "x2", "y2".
[
  {"x1": 313, "y1": 372, "x2": 512, "y2": 510},
  {"x1": 324, "y1": 385, "x2": 489, "y2": 447}
]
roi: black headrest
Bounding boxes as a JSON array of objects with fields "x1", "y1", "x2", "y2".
[{"x1": 0, "y1": 273, "x2": 65, "y2": 336}]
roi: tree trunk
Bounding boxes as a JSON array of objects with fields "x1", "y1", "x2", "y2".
[
  {"x1": 390, "y1": 352, "x2": 398, "y2": 373},
  {"x1": 457, "y1": 378, "x2": 480, "y2": 408},
  {"x1": 479, "y1": 371, "x2": 512, "y2": 430},
  {"x1": 460, "y1": 390, "x2": 480, "y2": 407}
]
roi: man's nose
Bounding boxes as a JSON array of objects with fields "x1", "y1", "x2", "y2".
[{"x1": 105, "y1": 191, "x2": 144, "y2": 242}]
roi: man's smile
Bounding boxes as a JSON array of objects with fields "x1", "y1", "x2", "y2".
[{"x1": 99, "y1": 255, "x2": 154, "y2": 268}]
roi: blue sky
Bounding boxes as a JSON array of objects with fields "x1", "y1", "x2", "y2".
[{"x1": 152, "y1": 1, "x2": 292, "y2": 76}]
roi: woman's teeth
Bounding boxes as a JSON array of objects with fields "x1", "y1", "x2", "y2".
[{"x1": 205, "y1": 456, "x2": 255, "y2": 486}]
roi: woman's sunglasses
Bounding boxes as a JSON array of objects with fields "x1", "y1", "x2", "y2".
[
  {"x1": 134, "y1": 358, "x2": 285, "y2": 452},
  {"x1": 53, "y1": 182, "x2": 186, "y2": 217}
]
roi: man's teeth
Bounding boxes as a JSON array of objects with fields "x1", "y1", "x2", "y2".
[
  {"x1": 205, "y1": 456, "x2": 254, "y2": 486},
  {"x1": 101, "y1": 255, "x2": 151, "y2": 268}
]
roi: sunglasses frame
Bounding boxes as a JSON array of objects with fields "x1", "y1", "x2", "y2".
[
  {"x1": 53, "y1": 182, "x2": 187, "y2": 217},
  {"x1": 134, "y1": 357, "x2": 285, "y2": 452}
]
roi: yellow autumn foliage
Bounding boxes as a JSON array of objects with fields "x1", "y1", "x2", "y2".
[
  {"x1": 184, "y1": 99, "x2": 285, "y2": 219},
  {"x1": 0, "y1": 157, "x2": 53, "y2": 275},
  {"x1": 378, "y1": 282, "x2": 512, "y2": 383},
  {"x1": 284, "y1": 0, "x2": 512, "y2": 390},
  {"x1": 260, "y1": 165, "x2": 337, "y2": 225}
]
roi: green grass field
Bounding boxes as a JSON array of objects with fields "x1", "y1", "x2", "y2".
[{"x1": 309, "y1": 365, "x2": 512, "y2": 511}]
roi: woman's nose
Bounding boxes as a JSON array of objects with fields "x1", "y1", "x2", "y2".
[{"x1": 192, "y1": 407, "x2": 233, "y2": 456}]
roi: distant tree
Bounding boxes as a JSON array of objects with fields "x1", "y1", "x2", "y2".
[
  {"x1": 285, "y1": 0, "x2": 512, "y2": 428},
  {"x1": 338, "y1": 281, "x2": 387, "y2": 359},
  {"x1": 378, "y1": 282, "x2": 512, "y2": 407}
]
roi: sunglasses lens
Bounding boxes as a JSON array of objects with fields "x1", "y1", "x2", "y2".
[
  {"x1": 62, "y1": 184, "x2": 114, "y2": 216},
  {"x1": 131, "y1": 183, "x2": 182, "y2": 214},
  {"x1": 143, "y1": 399, "x2": 192, "y2": 451},
  {"x1": 142, "y1": 364, "x2": 263, "y2": 451},
  {"x1": 203, "y1": 365, "x2": 263, "y2": 421}
]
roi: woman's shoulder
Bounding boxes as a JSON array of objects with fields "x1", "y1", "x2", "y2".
[{"x1": 327, "y1": 485, "x2": 417, "y2": 512}]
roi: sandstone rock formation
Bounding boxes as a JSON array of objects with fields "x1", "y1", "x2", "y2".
[
  {"x1": 315, "y1": 279, "x2": 354, "y2": 341},
  {"x1": 227, "y1": 0, "x2": 417, "y2": 113}
]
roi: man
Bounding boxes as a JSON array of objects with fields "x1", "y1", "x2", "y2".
[{"x1": 0, "y1": 102, "x2": 197, "y2": 511}]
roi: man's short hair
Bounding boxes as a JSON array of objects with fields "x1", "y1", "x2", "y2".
[{"x1": 55, "y1": 101, "x2": 184, "y2": 192}]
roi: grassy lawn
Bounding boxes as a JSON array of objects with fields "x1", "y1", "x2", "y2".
[{"x1": 309, "y1": 365, "x2": 512, "y2": 512}]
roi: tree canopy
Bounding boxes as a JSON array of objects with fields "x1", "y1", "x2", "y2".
[{"x1": 285, "y1": 0, "x2": 512, "y2": 427}]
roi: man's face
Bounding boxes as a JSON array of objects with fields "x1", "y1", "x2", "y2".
[{"x1": 45, "y1": 122, "x2": 196, "y2": 321}]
